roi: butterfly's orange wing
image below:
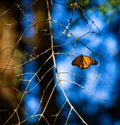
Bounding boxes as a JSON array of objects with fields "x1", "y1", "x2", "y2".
[
  {"x1": 72, "y1": 54, "x2": 98, "y2": 69},
  {"x1": 91, "y1": 58, "x2": 98, "y2": 65},
  {"x1": 72, "y1": 55, "x2": 83, "y2": 67}
]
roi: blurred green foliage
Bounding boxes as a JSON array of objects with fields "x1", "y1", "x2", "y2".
[
  {"x1": 67, "y1": 0, "x2": 120, "y2": 22},
  {"x1": 99, "y1": 0, "x2": 120, "y2": 22},
  {"x1": 99, "y1": 0, "x2": 120, "y2": 14}
]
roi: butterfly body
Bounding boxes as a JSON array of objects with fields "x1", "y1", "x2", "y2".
[{"x1": 72, "y1": 54, "x2": 98, "y2": 69}]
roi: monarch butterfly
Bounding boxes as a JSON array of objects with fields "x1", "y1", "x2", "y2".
[{"x1": 72, "y1": 54, "x2": 98, "y2": 69}]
